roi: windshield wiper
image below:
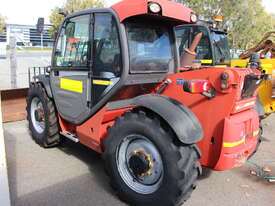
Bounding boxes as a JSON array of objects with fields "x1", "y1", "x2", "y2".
[{"x1": 213, "y1": 40, "x2": 226, "y2": 62}]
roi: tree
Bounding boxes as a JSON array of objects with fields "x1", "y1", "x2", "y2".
[
  {"x1": 173, "y1": 0, "x2": 275, "y2": 49},
  {"x1": 49, "y1": 0, "x2": 104, "y2": 39},
  {"x1": 0, "y1": 14, "x2": 5, "y2": 34}
]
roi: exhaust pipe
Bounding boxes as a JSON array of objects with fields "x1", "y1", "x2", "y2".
[{"x1": 180, "y1": 32, "x2": 203, "y2": 67}]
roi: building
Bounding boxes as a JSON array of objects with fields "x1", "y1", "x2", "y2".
[{"x1": 0, "y1": 24, "x2": 54, "y2": 48}]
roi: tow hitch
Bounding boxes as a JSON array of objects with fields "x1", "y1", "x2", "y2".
[{"x1": 247, "y1": 160, "x2": 275, "y2": 183}]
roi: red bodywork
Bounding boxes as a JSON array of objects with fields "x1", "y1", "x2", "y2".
[
  {"x1": 111, "y1": 0, "x2": 194, "y2": 24},
  {"x1": 161, "y1": 68, "x2": 260, "y2": 170},
  {"x1": 59, "y1": 66, "x2": 260, "y2": 170},
  {"x1": 58, "y1": 0, "x2": 260, "y2": 171}
]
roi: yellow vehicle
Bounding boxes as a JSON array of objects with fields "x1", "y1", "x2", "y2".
[{"x1": 231, "y1": 32, "x2": 275, "y2": 117}]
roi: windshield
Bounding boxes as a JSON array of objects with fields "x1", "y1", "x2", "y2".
[
  {"x1": 126, "y1": 22, "x2": 174, "y2": 73},
  {"x1": 211, "y1": 32, "x2": 231, "y2": 64},
  {"x1": 176, "y1": 26, "x2": 212, "y2": 65}
]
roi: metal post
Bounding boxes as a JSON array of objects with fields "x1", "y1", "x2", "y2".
[
  {"x1": 0, "y1": 93, "x2": 11, "y2": 206},
  {"x1": 41, "y1": 32, "x2": 43, "y2": 50},
  {"x1": 9, "y1": 36, "x2": 17, "y2": 89}
]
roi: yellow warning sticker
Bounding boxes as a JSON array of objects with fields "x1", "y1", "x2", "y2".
[
  {"x1": 93, "y1": 80, "x2": 113, "y2": 85},
  {"x1": 60, "y1": 78, "x2": 83, "y2": 93},
  {"x1": 223, "y1": 138, "x2": 245, "y2": 148},
  {"x1": 200, "y1": 59, "x2": 213, "y2": 64},
  {"x1": 253, "y1": 130, "x2": 259, "y2": 137}
]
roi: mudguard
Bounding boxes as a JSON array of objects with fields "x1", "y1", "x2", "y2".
[
  {"x1": 134, "y1": 95, "x2": 203, "y2": 144},
  {"x1": 35, "y1": 75, "x2": 53, "y2": 98},
  {"x1": 114, "y1": 94, "x2": 204, "y2": 144}
]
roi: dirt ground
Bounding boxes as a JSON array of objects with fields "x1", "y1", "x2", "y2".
[{"x1": 3, "y1": 115, "x2": 275, "y2": 206}]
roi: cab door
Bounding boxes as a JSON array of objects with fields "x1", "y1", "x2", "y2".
[
  {"x1": 91, "y1": 13, "x2": 122, "y2": 103},
  {"x1": 50, "y1": 14, "x2": 92, "y2": 124}
]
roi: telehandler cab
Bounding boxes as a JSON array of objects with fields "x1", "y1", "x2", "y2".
[{"x1": 27, "y1": 0, "x2": 262, "y2": 205}]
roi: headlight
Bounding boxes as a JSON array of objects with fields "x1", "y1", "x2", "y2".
[
  {"x1": 190, "y1": 13, "x2": 198, "y2": 23},
  {"x1": 148, "y1": 2, "x2": 161, "y2": 13}
]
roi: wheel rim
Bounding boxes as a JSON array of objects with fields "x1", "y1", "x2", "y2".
[
  {"x1": 30, "y1": 97, "x2": 45, "y2": 134},
  {"x1": 116, "y1": 134, "x2": 163, "y2": 195}
]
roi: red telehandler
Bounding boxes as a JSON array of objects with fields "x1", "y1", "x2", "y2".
[{"x1": 24, "y1": 0, "x2": 262, "y2": 205}]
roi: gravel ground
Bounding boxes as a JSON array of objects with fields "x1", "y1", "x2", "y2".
[{"x1": 3, "y1": 115, "x2": 275, "y2": 206}]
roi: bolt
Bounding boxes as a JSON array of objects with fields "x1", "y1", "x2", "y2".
[
  {"x1": 149, "y1": 162, "x2": 154, "y2": 169},
  {"x1": 146, "y1": 171, "x2": 152, "y2": 176},
  {"x1": 145, "y1": 154, "x2": 152, "y2": 161}
]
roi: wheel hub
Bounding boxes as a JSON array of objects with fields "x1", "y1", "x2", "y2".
[
  {"x1": 30, "y1": 97, "x2": 45, "y2": 134},
  {"x1": 129, "y1": 149, "x2": 153, "y2": 177},
  {"x1": 34, "y1": 107, "x2": 44, "y2": 122},
  {"x1": 116, "y1": 135, "x2": 163, "y2": 194}
]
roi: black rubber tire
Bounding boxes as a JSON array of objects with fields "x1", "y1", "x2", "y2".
[
  {"x1": 103, "y1": 111, "x2": 202, "y2": 206},
  {"x1": 199, "y1": 167, "x2": 212, "y2": 179},
  {"x1": 26, "y1": 83, "x2": 60, "y2": 148},
  {"x1": 248, "y1": 123, "x2": 263, "y2": 159}
]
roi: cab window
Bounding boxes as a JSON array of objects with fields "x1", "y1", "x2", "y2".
[
  {"x1": 176, "y1": 26, "x2": 212, "y2": 62},
  {"x1": 93, "y1": 13, "x2": 122, "y2": 77},
  {"x1": 126, "y1": 21, "x2": 174, "y2": 73},
  {"x1": 54, "y1": 15, "x2": 90, "y2": 67},
  {"x1": 176, "y1": 27, "x2": 190, "y2": 57}
]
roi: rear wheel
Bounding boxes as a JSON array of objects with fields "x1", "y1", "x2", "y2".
[
  {"x1": 26, "y1": 83, "x2": 60, "y2": 148},
  {"x1": 103, "y1": 111, "x2": 201, "y2": 206}
]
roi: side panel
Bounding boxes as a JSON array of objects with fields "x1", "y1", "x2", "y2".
[
  {"x1": 214, "y1": 109, "x2": 259, "y2": 170},
  {"x1": 162, "y1": 68, "x2": 257, "y2": 168},
  {"x1": 74, "y1": 106, "x2": 132, "y2": 153}
]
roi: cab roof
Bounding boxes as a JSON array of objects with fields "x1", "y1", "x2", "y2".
[{"x1": 111, "y1": 0, "x2": 194, "y2": 25}]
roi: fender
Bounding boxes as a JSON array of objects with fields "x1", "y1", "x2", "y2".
[
  {"x1": 35, "y1": 75, "x2": 53, "y2": 98},
  {"x1": 108, "y1": 94, "x2": 204, "y2": 144}
]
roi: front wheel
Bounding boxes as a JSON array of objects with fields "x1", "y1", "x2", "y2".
[{"x1": 103, "y1": 111, "x2": 201, "y2": 206}]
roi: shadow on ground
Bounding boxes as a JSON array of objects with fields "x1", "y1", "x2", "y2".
[{"x1": 4, "y1": 122, "x2": 125, "y2": 206}]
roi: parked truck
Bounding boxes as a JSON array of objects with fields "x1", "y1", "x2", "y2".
[{"x1": 25, "y1": 0, "x2": 262, "y2": 205}]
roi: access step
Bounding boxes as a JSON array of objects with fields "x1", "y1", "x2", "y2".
[{"x1": 60, "y1": 131, "x2": 79, "y2": 143}]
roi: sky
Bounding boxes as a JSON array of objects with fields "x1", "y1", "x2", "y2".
[{"x1": 0, "y1": 0, "x2": 274, "y2": 25}]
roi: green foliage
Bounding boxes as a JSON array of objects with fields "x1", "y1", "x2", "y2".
[
  {"x1": 49, "y1": 0, "x2": 103, "y2": 39},
  {"x1": 0, "y1": 14, "x2": 6, "y2": 34},
  {"x1": 174, "y1": 0, "x2": 275, "y2": 49}
]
